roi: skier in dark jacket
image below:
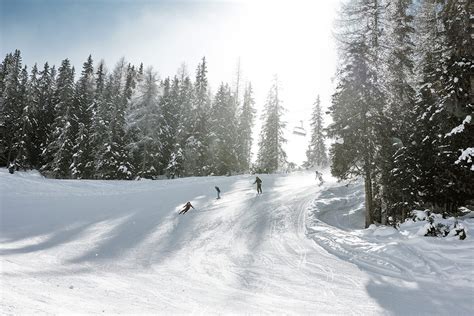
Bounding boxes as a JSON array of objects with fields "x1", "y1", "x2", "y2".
[
  {"x1": 215, "y1": 186, "x2": 221, "y2": 199},
  {"x1": 253, "y1": 176, "x2": 262, "y2": 194},
  {"x1": 179, "y1": 202, "x2": 194, "y2": 215},
  {"x1": 315, "y1": 170, "x2": 324, "y2": 186}
]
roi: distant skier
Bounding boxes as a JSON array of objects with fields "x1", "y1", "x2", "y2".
[
  {"x1": 178, "y1": 201, "x2": 194, "y2": 215},
  {"x1": 254, "y1": 176, "x2": 263, "y2": 195},
  {"x1": 215, "y1": 186, "x2": 221, "y2": 199},
  {"x1": 8, "y1": 161, "x2": 15, "y2": 174},
  {"x1": 315, "y1": 170, "x2": 324, "y2": 186}
]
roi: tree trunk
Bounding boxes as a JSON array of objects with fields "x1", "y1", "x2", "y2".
[
  {"x1": 380, "y1": 184, "x2": 388, "y2": 225},
  {"x1": 365, "y1": 170, "x2": 374, "y2": 228}
]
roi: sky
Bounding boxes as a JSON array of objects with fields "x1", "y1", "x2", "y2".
[{"x1": 1, "y1": 0, "x2": 340, "y2": 165}]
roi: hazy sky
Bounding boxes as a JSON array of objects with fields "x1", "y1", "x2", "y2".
[{"x1": 1, "y1": 0, "x2": 340, "y2": 165}]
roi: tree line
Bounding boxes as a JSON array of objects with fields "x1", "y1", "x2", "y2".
[
  {"x1": 328, "y1": 0, "x2": 473, "y2": 226},
  {"x1": 0, "y1": 52, "x2": 296, "y2": 179}
]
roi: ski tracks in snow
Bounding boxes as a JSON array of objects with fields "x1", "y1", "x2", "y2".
[{"x1": 1, "y1": 171, "x2": 385, "y2": 314}]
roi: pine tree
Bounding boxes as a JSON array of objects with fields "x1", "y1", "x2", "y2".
[
  {"x1": 237, "y1": 82, "x2": 256, "y2": 172},
  {"x1": 329, "y1": 0, "x2": 385, "y2": 227},
  {"x1": 36, "y1": 62, "x2": 56, "y2": 168},
  {"x1": 90, "y1": 61, "x2": 108, "y2": 178},
  {"x1": 169, "y1": 75, "x2": 193, "y2": 178},
  {"x1": 1, "y1": 50, "x2": 25, "y2": 167},
  {"x1": 184, "y1": 57, "x2": 211, "y2": 176},
  {"x1": 12, "y1": 66, "x2": 31, "y2": 169},
  {"x1": 158, "y1": 77, "x2": 182, "y2": 176},
  {"x1": 127, "y1": 67, "x2": 161, "y2": 179},
  {"x1": 377, "y1": 0, "x2": 416, "y2": 223},
  {"x1": 22, "y1": 64, "x2": 42, "y2": 168},
  {"x1": 257, "y1": 77, "x2": 287, "y2": 173},
  {"x1": 419, "y1": 0, "x2": 473, "y2": 210},
  {"x1": 71, "y1": 55, "x2": 95, "y2": 179},
  {"x1": 161, "y1": 76, "x2": 182, "y2": 177},
  {"x1": 210, "y1": 82, "x2": 238, "y2": 175},
  {"x1": 96, "y1": 59, "x2": 134, "y2": 179},
  {"x1": 305, "y1": 95, "x2": 328, "y2": 168},
  {"x1": 42, "y1": 59, "x2": 76, "y2": 178}
]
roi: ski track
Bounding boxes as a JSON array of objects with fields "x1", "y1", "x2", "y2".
[{"x1": 1, "y1": 170, "x2": 473, "y2": 314}]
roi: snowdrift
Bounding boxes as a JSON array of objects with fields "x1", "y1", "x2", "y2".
[{"x1": 306, "y1": 182, "x2": 474, "y2": 314}]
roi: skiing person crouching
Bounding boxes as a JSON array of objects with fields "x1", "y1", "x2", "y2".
[{"x1": 179, "y1": 201, "x2": 194, "y2": 215}]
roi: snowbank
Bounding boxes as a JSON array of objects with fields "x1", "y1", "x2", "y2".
[{"x1": 306, "y1": 181, "x2": 474, "y2": 314}]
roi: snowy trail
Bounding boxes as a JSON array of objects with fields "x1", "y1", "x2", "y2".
[{"x1": 1, "y1": 170, "x2": 473, "y2": 314}]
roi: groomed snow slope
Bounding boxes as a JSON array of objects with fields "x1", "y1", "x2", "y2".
[{"x1": 1, "y1": 169, "x2": 473, "y2": 314}]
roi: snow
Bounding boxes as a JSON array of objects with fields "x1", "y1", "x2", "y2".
[
  {"x1": 455, "y1": 147, "x2": 474, "y2": 170},
  {"x1": 306, "y1": 184, "x2": 474, "y2": 314},
  {"x1": 446, "y1": 115, "x2": 471, "y2": 137},
  {"x1": 1, "y1": 169, "x2": 473, "y2": 314}
]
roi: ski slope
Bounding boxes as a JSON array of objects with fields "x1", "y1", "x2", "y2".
[{"x1": 1, "y1": 169, "x2": 473, "y2": 314}]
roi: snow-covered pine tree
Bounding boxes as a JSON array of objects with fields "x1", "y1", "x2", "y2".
[
  {"x1": 420, "y1": 0, "x2": 473, "y2": 210},
  {"x1": 391, "y1": 0, "x2": 445, "y2": 216},
  {"x1": 161, "y1": 76, "x2": 182, "y2": 178},
  {"x1": 127, "y1": 67, "x2": 161, "y2": 179},
  {"x1": 210, "y1": 82, "x2": 238, "y2": 175},
  {"x1": 36, "y1": 62, "x2": 56, "y2": 168},
  {"x1": 96, "y1": 60, "x2": 134, "y2": 179},
  {"x1": 256, "y1": 76, "x2": 287, "y2": 173},
  {"x1": 183, "y1": 57, "x2": 211, "y2": 176},
  {"x1": 169, "y1": 75, "x2": 193, "y2": 178},
  {"x1": 377, "y1": 0, "x2": 416, "y2": 223},
  {"x1": 42, "y1": 59, "x2": 76, "y2": 178},
  {"x1": 305, "y1": 95, "x2": 328, "y2": 169},
  {"x1": 1, "y1": 50, "x2": 25, "y2": 167},
  {"x1": 90, "y1": 61, "x2": 108, "y2": 178},
  {"x1": 158, "y1": 77, "x2": 182, "y2": 176},
  {"x1": 11, "y1": 65, "x2": 31, "y2": 169},
  {"x1": 329, "y1": 0, "x2": 385, "y2": 227},
  {"x1": 71, "y1": 55, "x2": 96, "y2": 179},
  {"x1": 236, "y1": 82, "x2": 256, "y2": 173},
  {"x1": 19, "y1": 64, "x2": 41, "y2": 168}
]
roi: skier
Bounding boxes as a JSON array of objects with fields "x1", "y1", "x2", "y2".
[
  {"x1": 253, "y1": 176, "x2": 263, "y2": 195},
  {"x1": 8, "y1": 161, "x2": 15, "y2": 174},
  {"x1": 178, "y1": 201, "x2": 194, "y2": 215},
  {"x1": 215, "y1": 186, "x2": 221, "y2": 199},
  {"x1": 315, "y1": 170, "x2": 324, "y2": 186}
]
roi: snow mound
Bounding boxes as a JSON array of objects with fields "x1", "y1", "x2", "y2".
[{"x1": 306, "y1": 181, "x2": 474, "y2": 314}]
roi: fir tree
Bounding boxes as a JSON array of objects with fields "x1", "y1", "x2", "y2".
[
  {"x1": 71, "y1": 55, "x2": 95, "y2": 179},
  {"x1": 210, "y1": 82, "x2": 238, "y2": 175},
  {"x1": 42, "y1": 59, "x2": 76, "y2": 178},
  {"x1": 257, "y1": 77, "x2": 287, "y2": 173},
  {"x1": 96, "y1": 59, "x2": 134, "y2": 179},
  {"x1": 169, "y1": 75, "x2": 193, "y2": 178},
  {"x1": 237, "y1": 82, "x2": 256, "y2": 172},
  {"x1": 305, "y1": 95, "x2": 328, "y2": 168},
  {"x1": 127, "y1": 67, "x2": 161, "y2": 179},
  {"x1": 161, "y1": 76, "x2": 182, "y2": 177},
  {"x1": 90, "y1": 61, "x2": 108, "y2": 177},
  {"x1": 184, "y1": 57, "x2": 211, "y2": 176},
  {"x1": 329, "y1": 0, "x2": 385, "y2": 227},
  {"x1": 36, "y1": 62, "x2": 56, "y2": 168},
  {"x1": 377, "y1": 0, "x2": 416, "y2": 223},
  {"x1": 12, "y1": 66, "x2": 31, "y2": 169},
  {"x1": 1, "y1": 50, "x2": 25, "y2": 166}
]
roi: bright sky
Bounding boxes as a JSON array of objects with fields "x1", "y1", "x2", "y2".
[{"x1": 1, "y1": 0, "x2": 340, "y2": 166}]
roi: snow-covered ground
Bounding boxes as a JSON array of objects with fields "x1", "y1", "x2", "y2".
[{"x1": 1, "y1": 169, "x2": 473, "y2": 314}]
